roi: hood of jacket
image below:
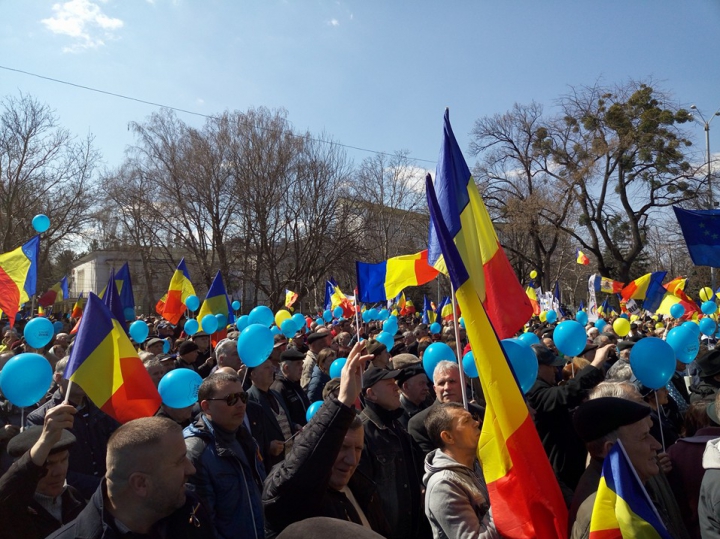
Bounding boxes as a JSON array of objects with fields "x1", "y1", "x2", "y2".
[
  {"x1": 423, "y1": 448, "x2": 475, "y2": 486},
  {"x1": 702, "y1": 436, "x2": 720, "y2": 469}
]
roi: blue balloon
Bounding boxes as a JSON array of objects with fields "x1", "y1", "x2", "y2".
[
  {"x1": 378, "y1": 309, "x2": 389, "y2": 321},
  {"x1": 670, "y1": 303, "x2": 685, "y2": 319},
  {"x1": 700, "y1": 317, "x2": 717, "y2": 336},
  {"x1": 333, "y1": 306, "x2": 343, "y2": 318},
  {"x1": 666, "y1": 326, "x2": 699, "y2": 364},
  {"x1": 281, "y1": 319, "x2": 297, "y2": 338},
  {"x1": 553, "y1": 320, "x2": 587, "y2": 357},
  {"x1": 462, "y1": 351, "x2": 478, "y2": 378},
  {"x1": 249, "y1": 305, "x2": 274, "y2": 327},
  {"x1": 201, "y1": 314, "x2": 218, "y2": 334},
  {"x1": 546, "y1": 310, "x2": 557, "y2": 324},
  {"x1": 630, "y1": 337, "x2": 675, "y2": 389},
  {"x1": 270, "y1": 325, "x2": 281, "y2": 335},
  {"x1": 595, "y1": 319, "x2": 607, "y2": 331},
  {"x1": 329, "y1": 357, "x2": 347, "y2": 379},
  {"x1": 163, "y1": 339, "x2": 171, "y2": 354},
  {"x1": 619, "y1": 313, "x2": 629, "y2": 320},
  {"x1": 24, "y1": 317, "x2": 54, "y2": 349},
  {"x1": 185, "y1": 295, "x2": 200, "y2": 312},
  {"x1": 388, "y1": 315, "x2": 399, "y2": 324},
  {"x1": 517, "y1": 332, "x2": 540, "y2": 346},
  {"x1": 124, "y1": 307, "x2": 136, "y2": 321},
  {"x1": 367, "y1": 308, "x2": 379, "y2": 321},
  {"x1": 215, "y1": 313, "x2": 228, "y2": 329},
  {"x1": 0, "y1": 353, "x2": 52, "y2": 407},
  {"x1": 576, "y1": 310, "x2": 588, "y2": 326},
  {"x1": 376, "y1": 331, "x2": 395, "y2": 351},
  {"x1": 53, "y1": 321, "x2": 63, "y2": 334},
  {"x1": 292, "y1": 313, "x2": 306, "y2": 332},
  {"x1": 32, "y1": 214, "x2": 50, "y2": 233},
  {"x1": 231, "y1": 300, "x2": 241, "y2": 311},
  {"x1": 306, "y1": 400, "x2": 323, "y2": 422},
  {"x1": 237, "y1": 324, "x2": 274, "y2": 367},
  {"x1": 158, "y1": 368, "x2": 202, "y2": 408},
  {"x1": 430, "y1": 322, "x2": 442, "y2": 335},
  {"x1": 237, "y1": 315, "x2": 250, "y2": 332},
  {"x1": 383, "y1": 319, "x2": 398, "y2": 335},
  {"x1": 459, "y1": 317, "x2": 465, "y2": 329},
  {"x1": 501, "y1": 339, "x2": 539, "y2": 394},
  {"x1": 323, "y1": 309, "x2": 333, "y2": 322},
  {"x1": 362, "y1": 310, "x2": 371, "y2": 323},
  {"x1": 422, "y1": 342, "x2": 456, "y2": 381},
  {"x1": 184, "y1": 319, "x2": 199, "y2": 336},
  {"x1": 130, "y1": 320, "x2": 149, "y2": 342},
  {"x1": 702, "y1": 301, "x2": 717, "y2": 315},
  {"x1": 682, "y1": 321, "x2": 701, "y2": 336}
]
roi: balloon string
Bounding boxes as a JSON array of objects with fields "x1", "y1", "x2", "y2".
[{"x1": 655, "y1": 391, "x2": 666, "y2": 453}]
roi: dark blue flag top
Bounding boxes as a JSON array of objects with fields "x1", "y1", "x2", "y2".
[{"x1": 673, "y1": 206, "x2": 720, "y2": 267}]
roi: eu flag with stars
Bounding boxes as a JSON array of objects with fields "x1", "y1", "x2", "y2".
[{"x1": 673, "y1": 206, "x2": 720, "y2": 267}]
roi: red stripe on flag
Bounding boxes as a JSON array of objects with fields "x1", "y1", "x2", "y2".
[
  {"x1": 162, "y1": 290, "x2": 184, "y2": 324},
  {"x1": 101, "y1": 356, "x2": 162, "y2": 423},
  {"x1": 414, "y1": 255, "x2": 440, "y2": 284},
  {"x1": 0, "y1": 266, "x2": 20, "y2": 327},
  {"x1": 588, "y1": 530, "x2": 622, "y2": 539}
]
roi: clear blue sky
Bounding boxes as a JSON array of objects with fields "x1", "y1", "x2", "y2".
[{"x1": 1, "y1": 0, "x2": 719, "y2": 171}]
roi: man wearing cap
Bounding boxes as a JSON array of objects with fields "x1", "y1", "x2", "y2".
[
  {"x1": 269, "y1": 335, "x2": 288, "y2": 374},
  {"x1": 358, "y1": 366, "x2": 429, "y2": 539},
  {"x1": 365, "y1": 339, "x2": 390, "y2": 369},
  {"x1": 526, "y1": 343, "x2": 606, "y2": 496},
  {"x1": 690, "y1": 349, "x2": 720, "y2": 403},
  {"x1": 271, "y1": 348, "x2": 310, "y2": 427},
  {"x1": 397, "y1": 364, "x2": 431, "y2": 429},
  {"x1": 301, "y1": 332, "x2": 332, "y2": 390},
  {"x1": 145, "y1": 337, "x2": 165, "y2": 356},
  {"x1": 0, "y1": 403, "x2": 84, "y2": 539},
  {"x1": 570, "y1": 397, "x2": 688, "y2": 539}
]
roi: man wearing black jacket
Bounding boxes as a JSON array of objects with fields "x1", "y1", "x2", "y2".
[
  {"x1": 263, "y1": 342, "x2": 391, "y2": 538},
  {"x1": 271, "y1": 348, "x2": 310, "y2": 426}
]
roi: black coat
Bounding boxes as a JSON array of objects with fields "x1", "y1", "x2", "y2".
[
  {"x1": 358, "y1": 402, "x2": 431, "y2": 539},
  {"x1": 46, "y1": 480, "x2": 215, "y2": 539},
  {"x1": 26, "y1": 390, "x2": 119, "y2": 499},
  {"x1": 0, "y1": 451, "x2": 85, "y2": 539},
  {"x1": 271, "y1": 374, "x2": 310, "y2": 427},
  {"x1": 262, "y1": 397, "x2": 391, "y2": 538},
  {"x1": 407, "y1": 400, "x2": 485, "y2": 454},
  {"x1": 526, "y1": 365, "x2": 604, "y2": 491},
  {"x1": 247, "y1": 386, "x2": 296, "y2": 472}
]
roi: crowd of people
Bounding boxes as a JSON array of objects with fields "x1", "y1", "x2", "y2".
[{"x1": 1, "y1": 308, "x2": 720, "y2": 538}]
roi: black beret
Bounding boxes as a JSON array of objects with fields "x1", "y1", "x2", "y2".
[
  {"x1": 573, "y1": 397, "x2": 651, "y2": 443},
  {"x1": 191, "y1": 331, "x2": 209, "y2": 338},
  {"x1": 617, "y1": 341, "x2": 635, "y2": 352},
  {"x1": 362, "y1": 366, "x2": 401, "y2": 390},
  {"x1": 697, "y1": 349, "x2": 720, "y2": 378},
  {"x1": 365, "y1": 340, "x2": 387, "y2": 356},
  {"x1": 7, "y1": 427, "x2": 76, "y2": 458},
  {"x1": 307, "y1": 332, "x2": 329, "y2": 345},
  {"x1": 531, "y1": 344, "x2": 565, "y2": 366},
  {"x1": 396, "y1": 363, "x2": 426, "y2": 386},
  {"x1": 146, "y1": 337, "x2": 164, "y2": 347},
  {"x1": 178, "y1": 341, "x2": 199, "y2": 355},
  {"x1": 280, "y1": 348, "x2": 305, "y2": 362}
]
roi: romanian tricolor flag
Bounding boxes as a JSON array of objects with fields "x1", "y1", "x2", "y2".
[
  {"x1": 427, "y1": 110, "x2": 532, "y2": 339},
  {"x1": 38, "y1": 276, "x2": 69, "y2": 307},
  {"x1": 422, "y1": 295, "x2": 437, "y2": 324},
  {"x1": 576, "y1": 249, "x2": 590, "y2": 266},
  {"x1": 649, "y1": 281, "x2": 700, "y2": 318},
  {"x1": 103, "y1": 271, "x2": 129, "y2": 331},
  {"x1": 589, "y1": 440, "x2": 671, "y2": 538},
  {"x1": 620, "y1": 272, "x2": 667, "y2": 301},
  {"x1": 285, "y1": 289, "x2": 299, "y2": 311},
  {"x1": 592, "y1": 275, "x2": 625, "y2": 294},
  {"x1": 326, "y1": 280, "x2": 354, "y2": 318},
  {"x1": 99, "y1": 263, "x2": 135, "y2": 316},
  {"x1": 71, "y1": 292, "x2": 84, "y2": 319},
  {"x1": 0, "y1": 236, "x2": 40, "y2": 327},
  {"x1": 403, "y1": 299, "x2": 416, "y2": 316},
  {"x1": 356, "y1": 250, "x2": 440, "y2": 303},
  {"x1": 426, "y1": 173, "x2": 567, "y2": 538},
  {"x1": 64, "y1": 293, "x2": 161, "y2": 423},
  {"x1": 197, "y1": 271, "x2": 235, "y2": 343},
  {"x1": 159, "y1": 258, "x2": 196, "y2": 325},
  {"x1": 526, "y1": 286, "x2": 541, "y2": 315}
]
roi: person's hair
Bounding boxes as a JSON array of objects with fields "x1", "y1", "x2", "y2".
[
  {"x1": 683, "y1": 400, "x2": 712, "y2": 437},
  {"x1": 138, "y1": 351, "x2": 156, "y2": 361},
  {"x1": 417, "y1": 341, "x2": 431, "y2": 357},
  {"x1": 55, "y1": 356, "x2": 69, "y2": 375},
  {"x1": 143, "y1": 357, "x2": 162, "y2": 369},
  {"x1": 106, "y1": 417, "x2": 181, "y2": 484},
  {"x1": 198, "y1": 372, "x2": 240, "y2": 402},
  {"x1": 348, "y1": 414, "x2": 363, "y2": 432},
  {"x1": 606, "y1": 360, "x2": 633, "y2": 382},
  {"x1": 215, "y1": 339, "x2": 236, "y2": 359},
  {"x1": 433, "y1": 360, "x2": 458, "y2": 381},
  {"x1": 588, "y1": 381, "x2": 642, "y2": 402},
  {"x1": 317, "y1": 347, "x2": 336, "y2": 371},
  {"x1": 425, "y1": 402, "x2": 464, "y2": 449},
  {"x1": 586, "y1": 429, "x2": 620, "y2": 458}
]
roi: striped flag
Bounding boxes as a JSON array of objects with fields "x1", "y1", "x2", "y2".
[
  {"x1": 197, "y1": 271, "x2": 234, "y2": 343},
  {"x1": 0, "y1": 236, "x2": 40, "y2": 327},
  {"x1": 38, "y1": 276, "x2": 69, "y2": 307},
  {"x1": 159, "y1": 258, "x2": 196, "y2": 324},
  {"x1": 356, "y1": 250, "x2": 440, "y2": 302}
]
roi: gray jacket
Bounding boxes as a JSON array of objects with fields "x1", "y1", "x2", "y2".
[
  {"x1": 700, "y1": 437, "x2": 720, "y2": 537},
  {"x1": 422, "y1": 449, "x2": 498, "y2": 539}
]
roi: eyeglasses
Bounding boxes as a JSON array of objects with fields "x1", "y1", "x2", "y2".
[{"x1": 205, "y1": 392, "x2": 248, "y2": 406}]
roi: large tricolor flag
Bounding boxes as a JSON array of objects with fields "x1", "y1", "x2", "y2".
[
  {"x1": 103, "y1": 271, "x2": 129, "y2": 331},
  {"x1": 38, "y1": 276, "x2": 69, "y2": 307},
  {"x1": 589, "y1": 440, "x2": 671, "y2": 538},
  {"x1": 99, "y1": 262, "x2": 135, "y2": 316},
  {"x1": 620, "y1": 272, "x2": 667, "y2": 301},
  {"x1": 0, "y1": 236, "x2": 40, "y2": 327},
  {"x1": 426, "y1": 173, "x2": 567, "y2": 538},
  {"x1": 197, "y1": 271, "x2": 235, "y2": 342},
  {"x1": 427, "y1": 110, "x2": 532, "y2": 339},
  {"x1": 356, "y1": 250, "x2": 440, "y2": 303},
  {"x1": 64, "y1": 293, "x2": 161, "y2": 423},
  {"x1": 159, "y1": 258, "x2": 196, "y2": 325}
]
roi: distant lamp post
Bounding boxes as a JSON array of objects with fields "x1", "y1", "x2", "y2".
[{"x1": 690, "y1": 104, "x2": 720, "y2": 290}]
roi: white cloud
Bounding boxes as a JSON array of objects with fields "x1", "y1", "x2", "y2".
[
  {"x1": 328, "y1": 18, "x2": 339, "y2": 27},
  {"x1": 41, "y1": 0, "x2": 123, "y2": 53},
  {"x1": 196, "y1": 98, "x2": 205, "y2": 105}
]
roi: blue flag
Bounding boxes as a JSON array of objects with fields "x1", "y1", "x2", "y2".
[{"x1": 673, "y1": 206, "x2": 720, "y2": 267}]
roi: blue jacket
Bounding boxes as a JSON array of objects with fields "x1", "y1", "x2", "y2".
[
  {"x1": 184, "y1": 414, "x2": 266, "y2": 539},
  {"x1": 307, "y1": 367, "x2": 331, "y2": 402}
]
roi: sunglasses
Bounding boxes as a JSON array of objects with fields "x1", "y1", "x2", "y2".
[{"x1": 205, "y1": 392, "x2": 248, "y2": 406}]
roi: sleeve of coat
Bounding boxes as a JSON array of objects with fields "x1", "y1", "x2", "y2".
[{"x1": 528, "y1": 365, "x2": 604, "y2": 412}]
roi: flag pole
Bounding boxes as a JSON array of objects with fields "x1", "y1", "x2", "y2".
[
  {"x1": 63, "y1": 381, "x2": 75, "y2": 406},
  {"x1": 353, "y1": 288, "x2": 362, "y2": 342},
  {"x1": 654, "y1": 391, "x2": 666, "y2": 452},
  {"x1": 450, "y1": 282, "x2": 469, "y2": 410}
]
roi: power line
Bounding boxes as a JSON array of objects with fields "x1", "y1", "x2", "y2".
[{"x1": 0, "y1": 64, "x2": 437, "y2": 165}]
